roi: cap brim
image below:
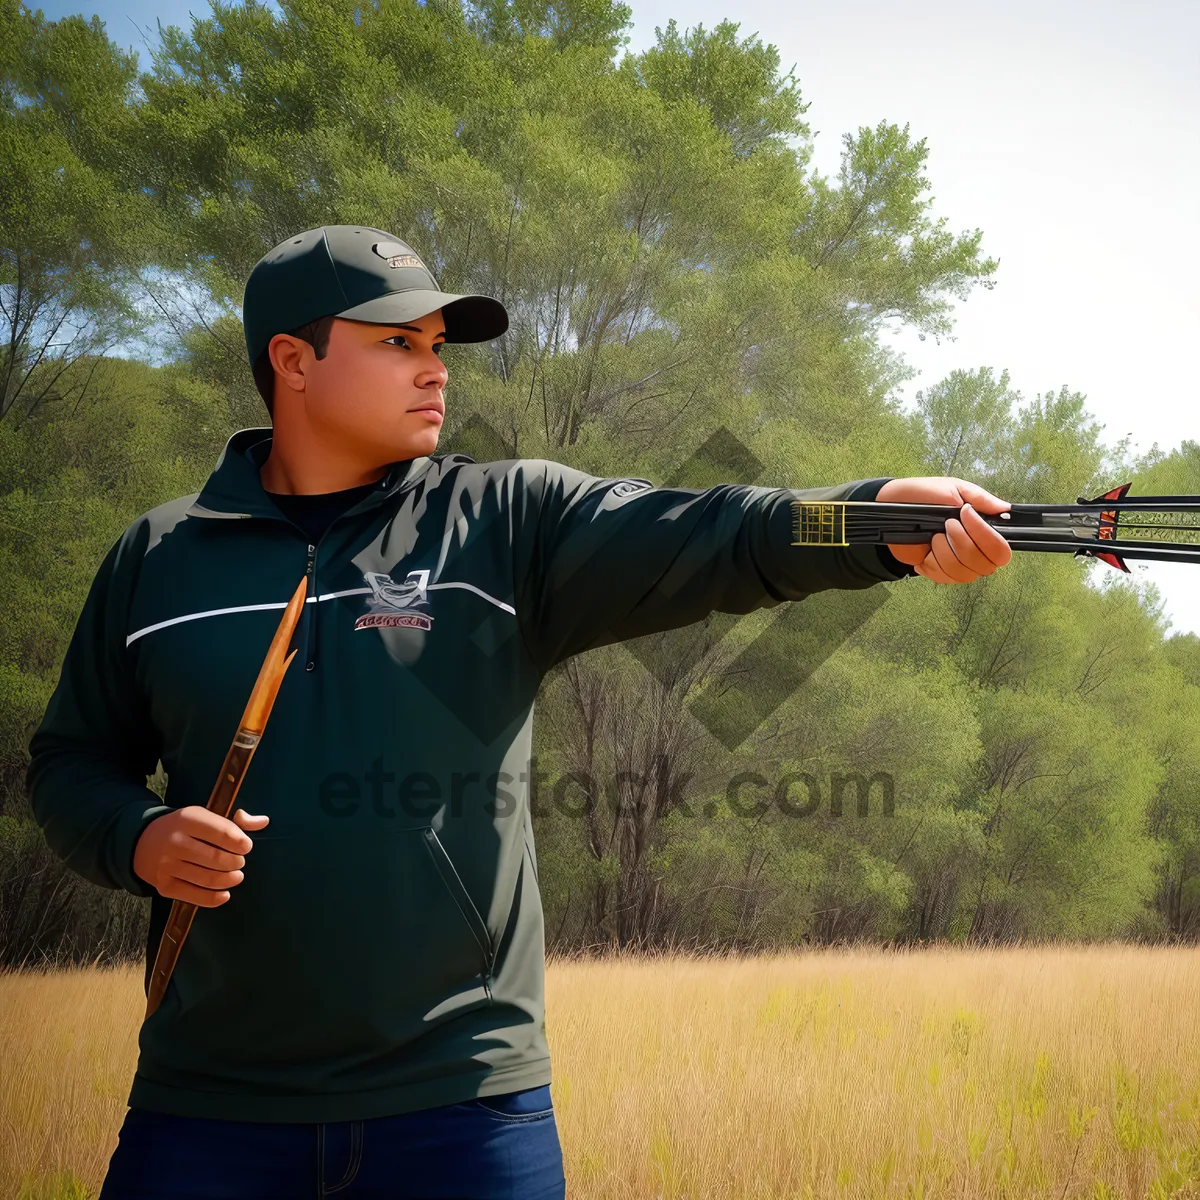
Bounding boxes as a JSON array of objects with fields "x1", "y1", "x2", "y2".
[{"x1": 335, "y1": 290, "x2": 509, "y2": 343}]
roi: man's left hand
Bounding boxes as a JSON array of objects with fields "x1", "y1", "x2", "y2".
[{"x1": 876, "y1": 477, "x2": 1013, "y2": 584}]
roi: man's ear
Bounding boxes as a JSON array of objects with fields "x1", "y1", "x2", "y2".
[{"x1": 269, "y1": 334, "x2": 309, "y2": 394}]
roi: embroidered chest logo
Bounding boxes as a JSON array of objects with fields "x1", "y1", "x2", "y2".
[{"x1": 355, "y1": 569, "x2": 433, "y2": 631}]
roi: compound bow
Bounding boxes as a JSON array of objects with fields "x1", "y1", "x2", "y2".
[{"x1": 791, "y1": 483, "x2": 1200, "y2": 572}]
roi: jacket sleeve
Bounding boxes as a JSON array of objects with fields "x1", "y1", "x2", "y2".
[
  {"x1": 511, "y1": 462, "x2": 918, "y2": 672},
  {"x1": 25, "y1": 522, "x2": 171, "y2": 898}
]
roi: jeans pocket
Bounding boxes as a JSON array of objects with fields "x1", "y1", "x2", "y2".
[{"x1": 472, "y1": 1085, "x2": 555, "y2": 1122}]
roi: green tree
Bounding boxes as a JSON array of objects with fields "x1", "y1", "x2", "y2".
[{"x1": 0, "y1": 0, "x2": 164, "y2": 423}]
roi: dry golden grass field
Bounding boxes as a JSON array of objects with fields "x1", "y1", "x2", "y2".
[{"x1": 1, "y1": 943, "x2": 1198, "y2": 1199}]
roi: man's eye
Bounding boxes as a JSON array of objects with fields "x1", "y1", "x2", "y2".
[{"x1": 385, "y1": 336, "x2": 444, "y2": 354}]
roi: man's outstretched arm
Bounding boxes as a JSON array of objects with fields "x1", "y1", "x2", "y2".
[{"x1": 511, "y1": 462, "x2": 1011, "y2": 672}]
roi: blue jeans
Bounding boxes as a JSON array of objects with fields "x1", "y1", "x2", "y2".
[{"x1": 97, "y1": 1086, "x2": 566, "y2": 1199}]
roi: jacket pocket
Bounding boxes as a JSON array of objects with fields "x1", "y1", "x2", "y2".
[
  {"x1": 422, "y1": 826, "x2": 495, "y2": 983},
  {"x1": 523, "y1": 825, "x2": 539, "y2": 885}
]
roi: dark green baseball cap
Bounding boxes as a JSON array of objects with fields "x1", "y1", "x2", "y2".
[{"x1": 242, "y1": 225, "x2": 509, "y2": 366}]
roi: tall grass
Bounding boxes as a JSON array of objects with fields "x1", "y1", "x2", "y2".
[{"x1": 2, "y1": 943, "x2": 1198, "y2": 1198}]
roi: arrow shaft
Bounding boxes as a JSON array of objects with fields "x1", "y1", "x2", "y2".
[
  {"x1": 144, "y1": 730, "x2": 264, "y2": 1018},
  {"x1": 143, "y1": 575, "x2": 307, "y2": 1021}
]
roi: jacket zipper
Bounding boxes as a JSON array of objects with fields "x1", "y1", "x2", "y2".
[
  {"x1": 297, "y1": 476, "x2": 397, "y2": 672},
  {"x1": 303, "y1": 540, "x2": 316, "y2": 671}
]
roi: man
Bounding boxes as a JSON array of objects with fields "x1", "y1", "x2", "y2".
[{"x1": 26, "y1": 225, "x2": 1012, "y2": 1199}]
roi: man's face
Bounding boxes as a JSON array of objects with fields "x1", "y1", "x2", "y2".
[{"x1": 269, "y1": 311, "x2": 447, "y2": 465}]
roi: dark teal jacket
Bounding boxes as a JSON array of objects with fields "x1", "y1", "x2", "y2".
[{"x1": 26, "y1": 427, "x2": 914, "y2": 1123}]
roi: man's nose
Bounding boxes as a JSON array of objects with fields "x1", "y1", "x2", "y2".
[{"x1": 420, "y1": 355, "x2": 448, "y2": 382}]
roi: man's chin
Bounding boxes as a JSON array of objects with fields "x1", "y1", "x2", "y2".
[{"x1": 385, "y1": 427, "x2": 439, "y2": 461}]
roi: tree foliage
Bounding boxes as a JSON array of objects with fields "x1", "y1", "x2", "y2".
[{"x1": 1, "y1": 0, "x2": 1197, "y2": 965}]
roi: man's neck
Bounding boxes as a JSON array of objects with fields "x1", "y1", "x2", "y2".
[{"x1": 258, "y1": 429, "x2": 391, "y2": 496}]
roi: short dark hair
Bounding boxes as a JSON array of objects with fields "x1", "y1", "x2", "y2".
[{"x1": 250, "y1": 314, "x2": 337, "y2": 419}]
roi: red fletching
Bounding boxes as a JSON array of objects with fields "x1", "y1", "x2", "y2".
[
  {"x1": 1089, "y1": 482, "x2": 1131, "y2": 546},
  {"x1": 1089, "y1": 483, "x2": 1133, "y2": 503}
]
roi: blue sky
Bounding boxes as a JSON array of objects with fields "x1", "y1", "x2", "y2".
[
  {"x1": 30, "y1": 0, "x2": 1200, "y2": 632},
  {"x1": 52, "y1": 0, "x2": 201, "y2": 55}
]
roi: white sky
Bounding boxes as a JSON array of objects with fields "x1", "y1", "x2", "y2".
[{"x1": 49, "y1": 0, "x2": 1200, "y2": 633}]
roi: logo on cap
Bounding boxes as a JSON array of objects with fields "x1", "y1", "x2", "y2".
[{"x1": 372, "y1": 241, "x2": 426, "y2": 271}]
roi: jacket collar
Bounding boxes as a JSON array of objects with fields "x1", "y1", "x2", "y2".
[{"x1": 185, "y1": 427, "x2": 435, "y2": 521}]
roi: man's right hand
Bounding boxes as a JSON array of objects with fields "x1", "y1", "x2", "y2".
[{"x1": 133, "y1": 806, "x2": 269, "y2": 907}]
